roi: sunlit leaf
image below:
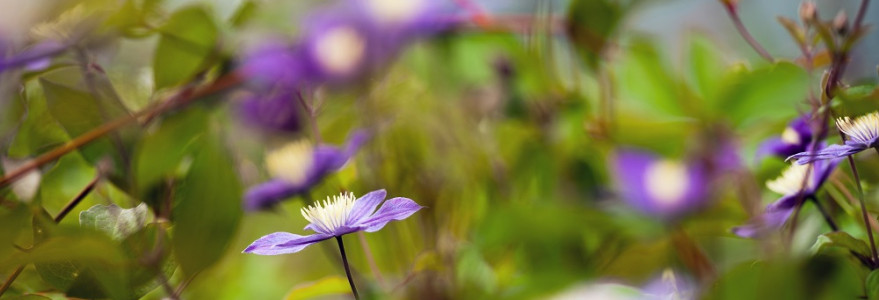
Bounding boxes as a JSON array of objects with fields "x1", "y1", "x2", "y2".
[
  {"x1": 79, "y1": 203, "x2": 150, "y2": 240},
  {"x1": 284, "y1": 276, "x2": 351, "y2": 300},
  {"x1": 152, "y1": 6, "x2": 218, "y2": 89}
]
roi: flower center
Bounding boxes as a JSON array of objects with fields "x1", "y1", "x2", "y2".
[
  {"x1": 644, "y1": 160, "x2": 690, "y2": 207},
  {"x1": 837, "y1": 111, "x2": 879, "y2": 145},
  {"x1": 314, "y1": 26, "x2": 366, "y2": 76},
  {"x1": 301, "y1": 192, "x2": 356, "y2": 233},
  {"x1": 265, "y1": 140, "x2": 314, "y2": 184},
  {"x1": 365, "y1": 0, "x2": 423, "y2": 24},
  {"x1": 781, "y1": 127, "x2": 801, "y2": 145},
  {"x1": 766, "y1": 163, "x2": 812, "y2": 195}
]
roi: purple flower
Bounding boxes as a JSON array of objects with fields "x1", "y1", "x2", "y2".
[
  {"x1": 240, "y1": 41, "x2": 305, "y2": 86},
  {"x1": 613, "y1": 150, "x2": 708, "y2": 220},
  {"x1": 353, "y1": 0, "x2": 457, "y2": 45},
  {"x1": 237, "y1": 90, "x2": 303, "y2": 133},
  {"x1": 244, "y1": 131, "x2": 369, "y2": 211},
  {"x1": 733, "y1": 158, "x2": 840, "y2": 238},
  {"x1": 243, "y1": 189, "x2": 422, "y2": 255},
  {"x1": 297, "y1": 8, "x2": 376, "y2": 84},
  {"x1": 757, "y1": 115, "x2": 814, "y2": 159},
  {"x1": 788, "y1": 112, "x2": 879, "y2": 164},
  {"x1": 0, "y1": 40, "x2": 66, "y2": 73}
]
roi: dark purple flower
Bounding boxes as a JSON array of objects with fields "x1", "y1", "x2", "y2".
[
  {"x1": 353, "y1": 0, "x2": 457, "y2": 45},
  {"x1": 0, "y1": 40, "x2": 66, "y2": 73},
  {"x1": 613, "y1": 150, "x2": 708, "y2": 220},
  {"x1": 240, "y1": 41, "x2": 305, "y2": 86},
  {"x1": 243, "y1": 189, "x2": 422, "y2": 255},
  {"x1": 244, "y1": 131, "x2": 369, "y2": 211},
  {"x1": 788, "y1": 112, "x2": 879, "y2": 164},
  {"x1": 296, "y1": 8, "x2": 376, "y2": 84},
  {"x1": 238, "y1": 90, "x2": 303, "y2": 133},
  {"x1": 733, "y1": 157, "x2": 840, "y2": 238},
  {"x1": 757, "y1": 115, "x2": 813, "y2": 159}
]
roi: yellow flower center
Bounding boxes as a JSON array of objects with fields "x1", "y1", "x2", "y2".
[
  {"x1": 644, "y1": 160, "x2": 690, "y2": 207},
  {"x1": 766, "y1": 163, "x2": 813, "y2": 195},
  {"x1": 265, "y1": 140, "x2": 314, "y2": 184},
  {"x1": 781, "y1": 127, "x2": 801, "y2": 144},
  {"x1": 315, "y1": 26, "x2": 366, "y2": 76},
  {"x1": 301, "y1": 192, "x2": 356, "y2": 233},
  {"x1": 365, "y1": 0, "x2": 423, "y2": 24},
  {"x1": 836, "y1": 111, "x2": 879, "y2": 144}
]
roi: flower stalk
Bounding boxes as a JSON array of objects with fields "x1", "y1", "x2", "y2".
[{"x1": 336, "y1": 236, "x2": 360, "y2": 300}]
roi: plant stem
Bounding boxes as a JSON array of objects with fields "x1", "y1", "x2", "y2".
[
  {"x1": 0, "y1": 71, "x2": 242, "y2": 189},
  {"x1": 721, "y1": 2, "x2": 774, "y2": 62},
  {"x1": 336, "y1": 236, "x2": 360, "y2": 300},
  {"x1": 0, "y1": 175, "x2": 100, "y2": 297},
  {"x1": 808, "y1": 195, "x2": 839, "y2": 231},
  {"x1": 846, "y1": 156, "x2": 878, "y2": 263}
]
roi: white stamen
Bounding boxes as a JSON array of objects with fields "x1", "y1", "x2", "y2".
[
  {"x1": 836, "y1": 111, "x2": 879, "y2": 144},
  {"x1": 315, "y1": 26, "x2": 366, "y2": 76},
  {"x1": 365, "y1": 0, "x2": 424, "y2": 24},
  {"x1": 301, "y1": 192, "x2": 357, "y2": 233},
  {"x1": 265, "y1": 140, "x2": 314, "y2": 184},
  {"x1": 644, "y1": 160, "x2": 690, "y2": 207},
  {"x1": 766, "y1": 163, "x2": 813, "y2": 195},
  {"x1": 781, "y1": 127, "x2": 801, "y2": 145}
]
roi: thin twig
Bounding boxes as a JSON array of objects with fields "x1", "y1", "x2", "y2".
[
  {"x1": 0, "y1": 174, "x2": 101, "y2": 297},
  {"x1": 0, "y1": 71, "x2": 243, "y2": 188},
  {"x1": 808, "y1": 195, "x2": 839, "y2": 231},
  {"x1": 357, "y1": 231, "x2": 385, "y2": 289},
  {"x1": 721, "y1": 2, "x2": 774, "y2": 62}
]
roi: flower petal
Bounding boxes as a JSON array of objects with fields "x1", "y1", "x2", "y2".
[
  {"x1": 732, "y1": 206, "x2": 795, "y2": 238},
  {"x1": 788, "y1": 143, "x2": 865, "y2": 164},
  {"x1": 243, "y1": 179, "x2": 302, "y2": 211},
  {"x1": 358, "y1": 197, "x2": 423, "y2": 232},
  {"x1": 243, "y1": 232, "x2": 331, "y2": 255},
  {"x1": 346, "y1": 189, "x2": 386, "y2": 224}
]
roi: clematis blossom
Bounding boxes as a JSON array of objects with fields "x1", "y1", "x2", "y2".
[
  {"x1": 757, "y1": 115, "x2": 814, "y2": 159},
  {"x1": 613, "y1": 150, "x2": 708, "y2": 220},
  {"x1": 733, "y1": 158, "x2": 839, "y2": 238},
  {"x1": 243, "y1": 131, "x2": 368, "y2": 211},
  {"x1": 243, "y1": 189, "x2": 422, "y2": 255},
  {"x1": 237, "y1": 90, "x2": 304, "y2": 133},
  {"x1": 789, "y1": 111, "x2": 879, "y2": 164}
]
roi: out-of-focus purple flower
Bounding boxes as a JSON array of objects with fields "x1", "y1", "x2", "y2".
[
  {"x1": 297, "y1": 8, "x2": 376, "y2": 84},
  {"x1": 613, "y1": 150, "x2": 708, "y2": 220},
  {"x1": 789, "y1": 112, "x2": 879, "y2": 164},
  {"x1": 243, "y1": 189, "x2": 422, "y2": 255},
  {"x1": 757, "y1": 115, "x2": 813, "y2": 159},
  {"x1": 354, "y1": 0, "x2": 456, "y2": 43},
  {"x1": 641, "y1": 269, "x2": 697, "y2": 300},
  {"x1": 240, "y1": 41, "x2": 305, "y2": 86},
  {"x1": 238, "y1": 90, "x2": 303, "y2": 133},
  {"x1": 0, "y1": 40, "x2": 66, "y2": 73},
  {"x1": 244, "y1": 131, "x2": 369, "y2": 211},
  {"x1": 733, "y1": 157, "x2": 840, "y2": 238}
]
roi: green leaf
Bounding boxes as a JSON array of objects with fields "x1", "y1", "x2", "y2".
[
  {"x1": 229, "y1": 0, "x2": 257, "y2": 27},
  {"x1": 811, "y1": 232, "x2": 872, "y2": 260},
  {"x1": 867, "y1": 269, "x2": 879, "y2": 300},
  {"x1": 153, "y1": 6, "x2": 218, "y2": 89},
  {"x1": 7, "y1": 81, "x2": 70, "y2": 157},
  {"x1": 566, "y1": 0, "x2": 623, "y2": 69},
  {"x1": 79, "y1": 203, "x2": 150, "y2": 240},
  {"x1": 717, "y1": 62, "x2": 809, "y2": 128},
  {"x1": 171, "y1": 132, "x2": 242, "y2": 276},
  {"x1": 284, "y1": 276, "x2": 351, "y2": 300},
  {"x1": 133, "y1": 108, "x2": 208, "y2": 196},
  {"x1": 686, "y1": 35, "x2": 725, "y2": 103},
  {"x1": 614, "y1": 38, "x2": 684, "y2": 117}
]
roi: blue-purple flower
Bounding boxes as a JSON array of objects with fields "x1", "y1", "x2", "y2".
[
  {"x1": 789, "y1": 111, "x2": 879, "y2": 164},
  {"x1": 0, "y1": 40, "x2": 66, "y2": 73},
  {"x1": 757, "y1": 115, "x2": 814, "y2": 159},
  {"x1": 243, "y1": 131, "x2": 369, "y2": 211},
  {"x1": 243, "y1": 189, "x2": 422, "y2": 255},
  {"x1": 613, "y1": 150, "x2": 708, "y2": 219},
  {"x1": 237, "y1": 90, "x2": 303, "y2": 133},
  {"x1": 733, "y1": 158, "x2": 840, "y2": 238}
]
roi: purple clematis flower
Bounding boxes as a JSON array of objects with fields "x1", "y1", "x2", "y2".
[
  {"x1": 757, "y1": 115, "x2": 814, "y2": 159},
  {"x1": 733, "y1": 157, "x2": 840, "y2": 238},
  {"x1": 237, "y1": 90, "x2": 303, "y2": 133},
  {"x1": 244, "y1": 131, "x2": 369, "y2": 211},
  {"x1": 243, "y1": 189, "x2": 422, "y2": 255},
  {"x1": 788, "y1": 111, "x2": 879, "y2": 164},
  {"x1": 613, "y1": 150, "x2": 708, "y2": 220},
  {"x1": 0, "y1": 40, "x2": 67, "y2": 73},
  {"x1": 240, "y1": 40, "x2": 305, "y2": 86}
]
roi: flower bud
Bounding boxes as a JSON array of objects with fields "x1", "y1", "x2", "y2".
[
  {"x1": 833, "y1": 10, "x2": 849, "y2": 35},
  {"x1": 799, "y1": 1, "x2": 817, "y2": 24}
]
